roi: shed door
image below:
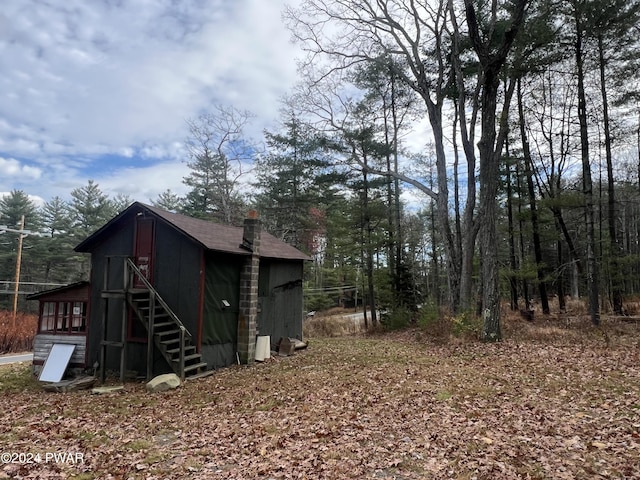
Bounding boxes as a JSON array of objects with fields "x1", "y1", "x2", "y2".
[{"x1": 134, "y1": 217, "x2": 155, "y2": 288}]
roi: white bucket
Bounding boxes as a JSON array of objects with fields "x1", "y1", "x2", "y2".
[{"x1": 255, "y1": 335, "x2": 271, "y2": 361}]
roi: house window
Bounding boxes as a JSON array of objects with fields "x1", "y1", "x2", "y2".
[
  {"x1": 41, "y1": 302, "x2": 57, "y2": 332},
  {"x1": 40, "y1": 301, "x2": 87, "y2": 334}
]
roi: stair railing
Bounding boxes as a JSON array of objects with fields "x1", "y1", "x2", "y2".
[
  {"x1": 179, "y1": 326, "x2": 186, "y2": 380},
  {"x1": 125, "y1": 257, "x2": 189, "y2": 380}
]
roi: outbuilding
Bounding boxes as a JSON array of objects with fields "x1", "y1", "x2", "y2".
[
  {"x1": 28, "y1": 281, "x2": 90, "y2": 376},
  {"x1": 31, "y1": 202, "x2": 309, "y2": 381}
]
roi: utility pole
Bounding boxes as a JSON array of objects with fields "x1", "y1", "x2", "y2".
[
  {"x1": 0, "y1": 217, "x2": 33, "y2": 327},
  {"x1": 12, "y1": 215, "x2": 25, "y2": 328}
]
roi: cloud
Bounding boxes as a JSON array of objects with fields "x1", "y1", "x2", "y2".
[
  {"x1": 0, "y1": 0, "x2": 302, "y2": 203},
  {"x1": 93, "y1": 161, "x2": 191, "y2": 202},
  {"x1": 0, "y1": 156, "x2": 42, "y2": 180}
]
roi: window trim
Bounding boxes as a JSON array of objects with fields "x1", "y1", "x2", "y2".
[{"x1": 39, "y1": 300, "x2": 88, "y2": 335}]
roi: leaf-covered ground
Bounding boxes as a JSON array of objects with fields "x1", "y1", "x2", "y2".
[{"x1": 1, "y1": 321, "x2": 639, "y2": 479}]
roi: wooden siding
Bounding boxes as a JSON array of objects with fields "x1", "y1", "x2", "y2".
[
  {"x1": 33, "y1": 334, "x2": 87, "y2": 367},
  {"x1": 257, "y1": 260, "x2": 304, "y2": 347}
]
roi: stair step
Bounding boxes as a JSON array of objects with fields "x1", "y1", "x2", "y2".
[
  {"x1": 139, "y1": 309, "x2": 170, "y2": 320},
  {"x1": 174, "y1": 353, "x2": 203, "y2": 363},
  {"x1": 186, "y1": 370, "x2": 215, "y2": 380},
  {"x1": 153, "y1": 321, "x2": 175, "y2": 330},
  {"x1": 171, "y1": 355, "x2": 204, "y2": 368},
  {"x1": 155, "y1": 329, "x2": 180, "y2": 338},
  {"x1": 183, "y1": 362, "x2": 208, "y2": 374},
  {"x1": 169, "y1": 350, "x2": 200, "y2": 360},
  {"x1": 129, "y1": 288, "x2": 149, "y2": 294},
  {"x1": 166, "y1": 346, "x2": 196, "y2": 356}
]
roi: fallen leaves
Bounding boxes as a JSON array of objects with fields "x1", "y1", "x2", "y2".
[{"x1": 1, "y1": 330, "x2": 640, "y2": 479}]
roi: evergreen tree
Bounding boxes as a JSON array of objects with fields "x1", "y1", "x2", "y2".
[
  {"x1": 37, "y1": 197, "x2": 83, "y2": 284},
  {"x1": 0, "y1": 191, "x2": 42, "y2": 309},
  {"x1": 112, "y1": 193, "x2": 133, "y2": 214},
  {"x1": 254, "y1": 111, "x2": 336, "y2": 250},
  {"x1": 69, "y1": 180, "x2": 115, "y2": 239},
  {"x1": 41, "y1": 197, "x2": 72, "y2": 237},
  {"x1": 0, "y1": 190, "x2": 41, "y2": 231},
  {"x1": 181, "y1": 106, "x2": 252, "y2": 224},
  {"x1": 151, "y1": 189, "x2": 183, "y2": 212}
]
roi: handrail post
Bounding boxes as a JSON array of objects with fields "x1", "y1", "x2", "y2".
[
  {"x1": 179, "y1": 326, "x2": 185, "y2": 381},
  {"x1": 126, "y1": 257, "x2": 192, "y2": 380},
  {"x1": 147, "y1": 292, "x2": 156, "y2": 381},
  {"x1": 123, "y1": 257, "x2": 129, "y2": 291}
]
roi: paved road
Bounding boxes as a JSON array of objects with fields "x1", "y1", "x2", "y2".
[{"x1": 0, "y1": 353, "x2": 33, "y2": 365}]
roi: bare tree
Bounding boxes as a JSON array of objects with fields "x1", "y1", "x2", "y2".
[
  {"x1": 457, "y1": 0, "x2": 529, "y2": 339},
  {"x1": 285, "y1": 0, "x2": 472, "y2": 313},
  {"x1": 182, "y1": 105, "x2": 254, "y2": 224}
]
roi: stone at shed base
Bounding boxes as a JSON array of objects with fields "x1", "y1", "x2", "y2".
[
  {"x1": 92, "y1": 385, "x2": 124, "y2": 395},
  {"x1": 146, "y1": 373, "x2": 181, "y2": 393}
]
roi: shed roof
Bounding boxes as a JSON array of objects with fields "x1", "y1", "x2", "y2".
[
  {"x1": 75, "y1": 202, "x2": 310, "y2": 261},
  {"x1": 26, "y1": 281, "x2": 90, "y2": 301}
]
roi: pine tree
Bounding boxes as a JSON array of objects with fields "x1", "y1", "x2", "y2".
[
  {"x1": 0, "y1": 191, "x2": 42, "y2": 308},
  {"x1": 69, "y1": 180, "x2": 115, "y2": 239},
  {"x1": 254, "y1": 111, "x2": 335, "y2": 249},
  {"x1": 151, "y1": 189, "x2": 183, "y2": 212},
  {"x1": 181, "y1": 106, "x2": 252, "y2": 224}
]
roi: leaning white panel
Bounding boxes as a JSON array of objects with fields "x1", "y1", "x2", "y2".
[{"x1": 39, "y1": 344, "x2": 76, "y2": 383}]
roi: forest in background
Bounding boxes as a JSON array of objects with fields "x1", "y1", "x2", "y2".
[{"x1": 1, "y1": 0, "x2": 640, "y2": 340}]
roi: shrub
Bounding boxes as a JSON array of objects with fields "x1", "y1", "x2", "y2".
[
  {"x1": 304, "y1": 293, "x2": 335, "y2": 313},
  {"x1": 450, "y1": 310, "x2": 482, "y2": 337},
  {"x1": 417, "y1": 302, "x2": 440, "y2": 329},
  {"x1": 381, "y1": 306, "x2": 413, "y2": 331},
  {"x1": 417, "y1": 303, "x2": 451, "y2": 340},
  {"x1": 0, "y1": 311, "x2": 38, "y2": 354}
]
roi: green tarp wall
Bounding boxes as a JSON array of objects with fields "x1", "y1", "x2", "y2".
[{"x1": 200, "y1": 252, "x2": 242, "y2": 368}]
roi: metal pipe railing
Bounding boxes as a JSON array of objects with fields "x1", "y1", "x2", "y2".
[{"x1": 125, "y1": 258, "x2": 191, "y2": 340}]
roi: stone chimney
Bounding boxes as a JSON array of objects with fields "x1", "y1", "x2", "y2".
[{"x1": 237, "y1": 210, "x2": 261, "y2": 364}]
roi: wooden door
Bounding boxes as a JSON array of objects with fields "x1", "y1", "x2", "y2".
[{"x1": 134, "y1": 217, "x2": 155, "y2": 288}]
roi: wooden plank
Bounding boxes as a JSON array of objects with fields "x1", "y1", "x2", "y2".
[
  {"x1": 42, "y1": 376, "x2": 96, "y2": 393},
  {"x1": 33, "y1": 334, "x2": 86, "y2": 365}
]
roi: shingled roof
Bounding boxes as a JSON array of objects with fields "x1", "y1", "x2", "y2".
[{"x1": 75, "y1": 202, "x2": 310, "y2": 261}]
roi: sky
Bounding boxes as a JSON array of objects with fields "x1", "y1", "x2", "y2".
[{"x1": 0, "y1": 0, "x2": 303, "y2": 205}]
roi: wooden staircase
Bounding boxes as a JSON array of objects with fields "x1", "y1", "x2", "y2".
[
  {"x1": 123, "y1": 258, "x2": 209, "y2": 381},
  {"x1": 128, "y1": 289, "x2": 208, "y2": 380}
]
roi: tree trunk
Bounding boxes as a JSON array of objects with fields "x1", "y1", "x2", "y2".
[
  {"x1": 427, "y1": 101, "x2": 462, "y2": 313},
  {"x1": 556, "y1": 222, "x2": 567, "y2": 312},
  {"x1": 477, "y1": 69, "x2": 503, "y2": 341},
  {"x1": 598, "y1": 34, "x2": 623, "y2": 315},
  {"x1": 463, "y1": 0, "x2": 527, "y2": 340},
  {"x1": 517, "y1": 79, "x2": 550, "y2": 315},
  {"x1": 574, "y1": 8, "x2": 600, "y2": 325},
  {"x1": 516, "y1": 159, "x2": 531, "y2": 309},
  {"x1": 505, "y1": 140, "x2": 519, "y2": 310},
  {"x1": 362, "y1": 154, "x2": 377, "y2": 327}
]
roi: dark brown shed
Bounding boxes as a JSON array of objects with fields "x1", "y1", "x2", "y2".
[{"x1": 64, "y1": 202, "x2": 309, "y2": 380}]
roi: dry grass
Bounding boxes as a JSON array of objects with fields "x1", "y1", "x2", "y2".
[
  {"x1": 0, "y1": 311, "x2": 38, "y2": 354},
  {"x1": 500, "y1": 298, "x2": 640, "y2": 348},
  {"x1": 302, "y1": 299, "x2": 640, "y2": 355},
  {"x1": 303, "y1": 308, "x2": 367, "y2": 338}
]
